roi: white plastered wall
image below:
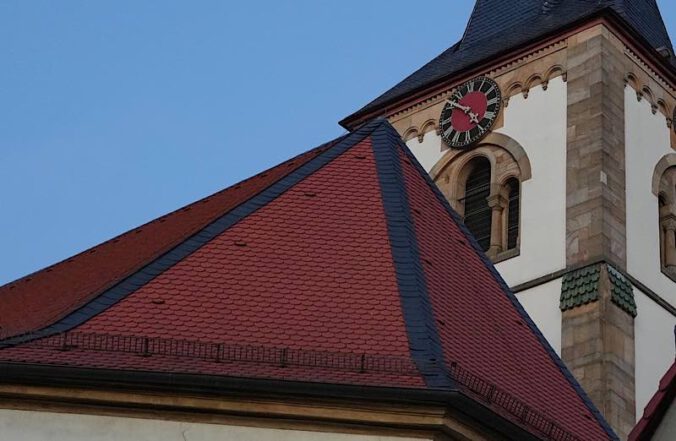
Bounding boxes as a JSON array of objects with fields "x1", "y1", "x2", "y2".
[
  {"x1": 635, "y1": 289, "x2": 676, "y2": 418},
  {"x1": 514, "y1": 278, "x2": 563, "y2": 354},
  {"x1": 0, "y1": 409, "x2": 425, "y2": 441},
  {"x1": 625, "y1": 87, "x2": 676, "y2": 304},
  {"x1": 494, "y1": 77, "x2": 568, "y2": 287},
  {"x1": 625, "y1": 86, "x2": 676, "y2": 418},
  {"x1": 405, "y1": 130, "x2": 445, "y2": 173}
]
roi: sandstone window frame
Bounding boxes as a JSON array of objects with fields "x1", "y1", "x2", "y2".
[
  {"x1": 652, "y1": 154, "x2": 676, "y2": 281},
  {"x1": 430, "y1": 133, "x2": 531, "y2": 263}
]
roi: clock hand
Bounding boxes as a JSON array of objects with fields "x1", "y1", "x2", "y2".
[
  {"x1": 448, "y1": 99, "x2": 481, "y2": 125},
  {"x1": 446, "y1": 99, "x2": 472, "y2": 114}
]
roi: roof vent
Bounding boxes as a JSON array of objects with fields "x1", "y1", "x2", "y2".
[
  {"x1": 657, "y1": 46, "x2": 673, "y2": 60},
  {"x1": 541, "y1": 0, "x2": 563, "y2": 14}
]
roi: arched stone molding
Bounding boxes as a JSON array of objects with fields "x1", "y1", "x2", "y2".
[
  {"x1": 544, "y1": 65, "x2": 566, "y2": 89},
  {"x1": 402, "y1": 127, "x2": 419, "y2": 143},
  {"x1": 401, "y1": 120, "x2": 440, "y2": 144},
  {"x1": 653, "y1": 154, "x2": 676, "y2": 278},
  {"x1": 419, "y1": 119, "x2": 438, "y2": 138},
  {"x1": 429, "y1": 133, "x2": 531, "y2": 261},
  {"x1": 652, "y1": 154, "x2": 676, "y2": 197}
]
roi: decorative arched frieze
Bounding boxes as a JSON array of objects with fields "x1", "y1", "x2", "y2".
[
  {"x1": 544, "y1": 65, "x2": 566, "y2": 89},
  {"x1": 419, "y1": 119, "x2": 438, "y2": 141},
  {"x1": 401, "y1": 119, "x2": 440, "y2": 144},
  {"x1": 504, "y1": 82, "x2": 525, "y2": 107},
  {"x1": 524, "y1": 74, "x2": 544, "y2": 98},
  {"x1": 624, "y1": 70, "x2": 675, "y2": 126},
  {"x1": 625, "y1": 72, "x2": 639, "y2": 91},
  {"x1": 402, "y1": 127, "x2": 419, "y2": 143}
]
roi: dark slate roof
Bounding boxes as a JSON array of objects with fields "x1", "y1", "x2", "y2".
[
  {"x1": 0, "y1": 119, "x2": 617, "y2": 441},
  {"x1": 341, "y1": 0, "x2": 674, "y2": 128}
]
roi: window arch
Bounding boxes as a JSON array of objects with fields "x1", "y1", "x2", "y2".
[
  {"x1": 657, "y1": 169, "x2": 676, "y2": 276},
  {"x1": 653, "y1": 155, "x2": 676, "y2": 280},
  {"x1": 430, "y1": 134, "x2": 531, "y2": 262}
]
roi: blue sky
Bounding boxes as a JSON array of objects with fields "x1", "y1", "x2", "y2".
[{"x1": 1, "y1": 1, "x2": 675, "y2": 285}]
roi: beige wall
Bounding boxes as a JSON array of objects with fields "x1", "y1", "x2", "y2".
[{"x1": 0, "y1": 409, "x2": 427, "y2": 441}]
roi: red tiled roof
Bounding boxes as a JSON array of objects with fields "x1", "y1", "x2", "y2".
[
  {"x1": 629, "y1": 360, "x2": 676, "y2": 441},
  {"x1": 0, "y1": 120, "x2": 614, "y2": 440},
  {"x1": 0, "y1": 140, "x2": 338, "y2": 339}
]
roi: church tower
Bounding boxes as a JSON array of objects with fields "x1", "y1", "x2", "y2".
[{"x1": 342, "y1": 1, "x2": 676, "y2": 439}]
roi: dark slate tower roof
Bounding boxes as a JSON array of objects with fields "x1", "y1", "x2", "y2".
[
  {"x1": 0, "y1": 119, "x2": 616, "y2": 440},
  {"x1": 341, "y1": 0, "x2": 673, "y2": 128}
]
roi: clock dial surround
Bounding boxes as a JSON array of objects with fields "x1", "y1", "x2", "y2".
[{"x1": 439, "y1": 77, "x2": 502, "y2": 149}]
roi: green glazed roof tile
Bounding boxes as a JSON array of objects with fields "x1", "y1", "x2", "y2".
[
  {"x1": 608, "y1": 264, "x2": 637, "y2": 317},
  {"x1": 560, "y1": 265, "x2": 601, "y2": 311}
]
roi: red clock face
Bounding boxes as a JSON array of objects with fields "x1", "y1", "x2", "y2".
[{"x1": 439, "y1": 77, "x2": 502, "y2": 149}]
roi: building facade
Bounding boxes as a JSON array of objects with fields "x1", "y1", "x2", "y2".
[{"x1": 341, "y1": 2, "x2": 676, "y2": 439}]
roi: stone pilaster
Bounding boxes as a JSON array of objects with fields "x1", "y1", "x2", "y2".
[
  {"x1": 561, "y1": 264, "x2": 636, "y2": 440},
  {"x1": 566, "y1": 26, "x2": 627, "y2": 270},
  {"x1": 563, "y1": 25, "x2": 635, "y2": 440}
]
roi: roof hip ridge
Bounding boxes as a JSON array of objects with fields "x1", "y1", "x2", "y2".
[{"x1": 370, "y1": 121, "x2": 454, "y2": 390}]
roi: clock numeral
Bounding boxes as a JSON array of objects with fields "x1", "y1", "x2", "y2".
[
  {"x1": 487, "y1": 96, "x2": 499, "y2": 106},
  {"x1": 451, "y1": 131, "x2": 461, "y2": 144},
  {"x1": 443, "y1": 127, "x2": 454, "y2": 139},
  {"x1": 441, "y1": 116, "x2": 452, "y2": 126},
  {"x1": 483, "y1": 111, "x2": 496, "y2": 120}
]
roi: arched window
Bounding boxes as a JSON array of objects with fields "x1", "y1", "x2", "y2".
[
  {"x1": 430, "y1": 133, "x2": 532, "y2": 262},
  {"x1": 656, "y1": 165, "x2": 676, "y2": 278},
  {"x1": 505, "y1": 178, "x2": 520, "y2": 251},
  {"x1": 461, "y1": 157, "x2": 492, "y2": 252}
]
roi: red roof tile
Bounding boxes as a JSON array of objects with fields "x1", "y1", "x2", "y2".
[
  {"x1": 0, "y1": 119, "x2": 615, "y2": 440},
  {"x1": 0, "y1": 140, "x2": 338, "y2": 338},
  {"x1": 629, "y1": 360, "x2": 676, "y2": 441}
]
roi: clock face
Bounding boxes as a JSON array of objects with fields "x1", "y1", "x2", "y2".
[{"x1": 439, "y1": 77, "x2": 502, "y2": 149}]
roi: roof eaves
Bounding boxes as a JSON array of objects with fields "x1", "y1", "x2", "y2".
[{"x1": 0, "y1": 361, "x2": 541, "y2": 441}]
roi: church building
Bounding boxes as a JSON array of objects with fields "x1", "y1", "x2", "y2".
[
  {"x1": 341, "y1": 1, "x2": 676, "y2": 439},
  {"x1": 0, "y1": 1, "x2": 675, "y2": 441}
]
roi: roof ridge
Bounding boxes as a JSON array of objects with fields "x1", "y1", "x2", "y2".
[
  {"x1": 393, "y1": 127, "x2": 620, "y2": 441},
  {"x1": 370, "y1": 122, "x2": 453, "y2": 390},
  {"x1": 0, "y1": 122, "x2": 384, "y2": 348}
]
